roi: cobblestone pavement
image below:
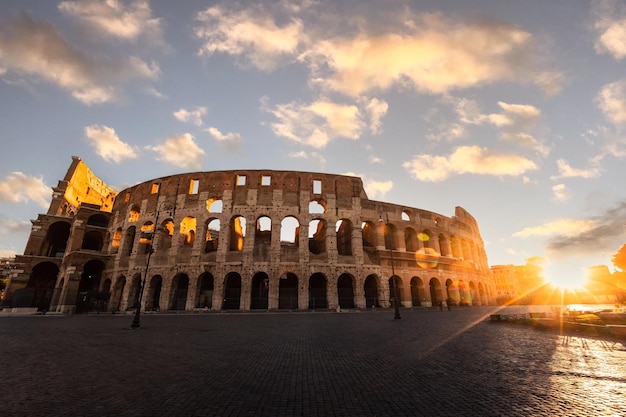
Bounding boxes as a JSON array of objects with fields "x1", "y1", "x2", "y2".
[{"x1": 1, "y1": 307, "x2": 625, "y2": 417}]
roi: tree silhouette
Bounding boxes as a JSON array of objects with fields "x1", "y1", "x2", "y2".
[{"x1": 611, "y1": 244, "x2": 626, "y2": 272}]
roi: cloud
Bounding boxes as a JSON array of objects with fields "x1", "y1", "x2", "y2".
[
  {"x1": 0, "y1": 217, "x2": 31, "y2": 238},
  {"x1": 364, "y1": 179, "x2": 393, "y2": 199},
  {"x1": 0, "y1": 172, "x2": 50, "y2": 208},
  {"x1": 301, "y1": 14, "x2": 559, "y2": 96},
  {"x1": 265, "y1": 98, "x2": 365, "y2": 148},
  {"x1": 84, "y1": 125, "x2": 138, "y2": 163},
  {"x1": 520, "y1": 202, "x2": 626, "y2": 259},
  {"x1": 147, "y1": 134, "x2": 204, "y2": 170},
  {"x1": 173, "y1": 106, "x2": 207, "y2": 126},
  {"x1": 206, "y1": 126, "x2": 243, "y2": 152},
  {"x1": 551, "y1": 184, "x2": 568, "y2": 202},
  {"x1": 289, "y1": 151, "x2": 326, "y2": 168},
  {"x1": 513, "y1": 219, "x2": 597, "y2": 238},
  {"x1": 58, "y1": 0, "x2": 164, "y2": 44},
  {"x1": 0, "y1": 13, "x2": 162, "y2": 104},
  {"x1": 593, "y1": 0, "x2": 626, "y2": 59},
  {"x1": 363, "y1": 97, "x2": 388, "y2": 134},
  {"x1": 596, "y1": 80, "x2": 626, "y2": 125},
  {"x1": 195, "y1": 5, "x2": 304, "y2": 71},
  {"x1": 0, "y1": 13, "x2": 114, "y2": 104},
  {"x1": 552, "y1": 159, "x2": 602, "y2": 179},
  {"x1": 402, "y1": 145, "x2": 538, "y2": 182},
  {"x1": 451, "y1": 98, "x2": 548, "y2": 155}
]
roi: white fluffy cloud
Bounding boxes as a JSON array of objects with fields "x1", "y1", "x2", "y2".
[
  {"x1": 553, "y1": 159, "x2": 602, "y2": 179},
  {"x1": 58, "y1": 0, "x2": 164, "y2": 43},
  {"x1": 551, "y1": 184, "x2": 568, "y2": 202},
  {"x1": 147, "y1": 134, "x2": 204, "y2": 170},
  {"x1": 0, "y1": 172, "x2": 50, "y2": 208},
  {"x1": 85, "y1": 125, "x2": 138, "y2": 163},
  {"x1": 513, "y1": 219, "x2": 597, "y2": 238},
  {"x1": 0, "y1": 13, "x2": 162, "y2": 104},
  {"x1": 301, "y1": 14, "x2": 558, "y2": 96},
  {"x1": 596, "y1": 80, "x2": 626, "y2": 125},
  {"x1": 173, "y1": 107, "x2": 207, "y2": 126},
  {"x1": 289, "y1": 151, "x2": 326, "y2": 168},
  {"x1": 265, "y1": 97, "x2": 386, "y2": 148},
  {"x1": 206, "y1": 126, "x2": 243, "y2": 152},
  {"x1": 195, "y1": 5, "x2": 304, "y2": 71},
  {"x1": 593, "y1": 0, "x2": 626, "y2": 59},
  {"x1": 364, "y1": 180, "x2": 393, "y2": 199},
  {"x1": 402, "y1": 146, "x2": 538, "y2": 182}
]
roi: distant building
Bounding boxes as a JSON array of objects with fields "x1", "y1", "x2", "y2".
[
  {"x1": 490, "y1": 262, "x2": 544, "y2": 305},
  {"x1": 3, "y1": 156, "x2": 495, "y2": 314},
  {"x1": 0, "y1": 258, "x2": 14, "y2": 300}
]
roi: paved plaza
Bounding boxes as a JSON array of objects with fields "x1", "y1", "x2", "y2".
[{"x1": 1, "y1": 307, "x2": 625, "y2": 416}]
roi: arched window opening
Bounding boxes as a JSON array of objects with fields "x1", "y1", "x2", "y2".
[
  {"x1": 361, "y1": 221, "x2": 376, "y2": 248},
  {"x1": 81, "y1": 231, "x2": 103, "y2": 251},
  {"x1": 308, "y1": 219, "x2": 326, "y2": 254},
  {"x1": 251, "y1": 273, "x2": 269, "y2": 310},
  {"x1": 170, "y1": 274, "x2": 189, "y2": 310},
  {"x1": 146, "y1": 275, "x2": 162, "y2": 311},
  {"x1": 404, "y1": 227, "x2": 418, "y2": 252},
  {"x1": 128, "y1": 205, "x2": 140, "y2": 222},
  {"x1": 180, "y1": 216, "x2": 196, "y2": 246},
  {"x1": 205, "y1": 219, "x2": 220, "y2": 252},
  {"x1": 254, "y1": 216, "x2": 272, "y2": 260},
  {"x1": 87, "y1": 214, "x2": 109, "y2": 227},
  {"x1": 41, "y1": 221, "x2": 71, "y2": 257},
  {"x1": 223, "y1": 273, "x2": 242, "y2": 310},
  {"x1": 384, "y1": 223, "x2": 397, "y2": 251},
  {"x1": 206, "y1": 198, "x2": 223, "y2": 213},
  {"x1": 337, "y1": 274, "x2": 355, "y2": 308},
  {"x1": 419, "y1": 229, "x2": 432, "y2": 249},
  {"x1": 139, "y1": 222, "x2": 154, "y2": 253},
  {"x1": 438, "y1": 234, "x2": 449, "y2": 257},
  {"x1": 122, "y1": 226, "x2": 136, "y2": 257},
  {"x1": 279, "y1": 273, "x2": 298, "y2": 310},
  {"x1": 401, "y1": 211, "x2": 410, "y2": 221},
  {"x1": 160, "y1": 219, "x2": 174, "y2": 250},
  {"x1": 364, "y1": 275, "x2": 379, "y2": 308},
  {"x1": 111, "y1": 228, "x2": 122, "y2": 254},
  {"x1": 229, "y1": 216, "x2": 246, "y2": 251},
  {"x1": 308, "y1": 200, "x2": 326, "y2": 214},
  {"x1": 410, "y1": 276, "x2": 425, "y2": 307},
  {"x1": 280, "y1": 216, "x2": 299, "y2": 245},
  {"x1": 309, "y1": 273, "x2": 327, "y2": 309},
  {"x1": 336, "y1": 219, "x2": 353, "y2": 256},
  {"x1": 196, "y1": 273, "x2": 214, "y2": 309}
]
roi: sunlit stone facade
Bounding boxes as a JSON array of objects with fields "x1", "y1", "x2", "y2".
[{"x1": 3, "y1": 157, "x2": 495, "y2": 314}]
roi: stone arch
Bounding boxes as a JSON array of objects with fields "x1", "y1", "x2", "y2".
[
  {"x1": 87, "y1": 213, "x2": 109, "y2": 227},
  {"x1": 81, "y1": 231, "x2": 104, "y2": 251},
  {"x1": 438, "y1": 233, "x2": 450, "y2": 257},
  {"x1": 446, "y1": 279, "x2": 460, "y2": 306},
  {"x1": 468, "y1": 281, "x2": 478, "y2": 306},
  {"x1": 229, "y1": 216, "x2": 246, "y2": 252},
  {"x1": 223, "y1": 272, "x2": 242, "y2": 310},
  {"x1": 254, "y1": 216, "x2": 272, "y2": 260},
  {"x1": 170, "y1": 273, "x2": 189, "y2": 310},
  {"x1": 450, "y1": 236, "x2": 461, "y2": 258},
  {"x1": 410, "y1": 276, "x2": 425, "y2": 307},
  {"x1": 337, "y1": 273, "x2": 355, "y2": 308},
  {"x1": 420, "y1": 229, "x2": 433, "y2": 249},
  {"x1": 76, "y1": 259, "x2": 105, "y2": 313},
  {"x1": 204, "y1": 218, "x2": 220, "y2": 253},
  {"x1": 309, "y1": 273, "x2": 327, "y2": 309},
  {"x1": 180, "y1": 217, "x2": 196, "y2": 247},
  {"x1": 126, "y1": 273, "x2": 142, "y2": 310},
  {"x1": 361, "y1": 221, "x2": 377, "y2": 248},
  {"x1": 458, "y1": 280, "x2": 470, "y2": 305},
  {"x1": 206, "y1": 198, "x2": 223, "y2": 213},
  {"x1": 121, "y1": 226, "x2": 136, "y2": 257},
  {"x1": 429, "y1": 277, "x2": 442, "y2": 306},
  {"x1": 364, "y1": 274, "x2": 380, "y2": 308},
  {"x1": 308, "y1": 199, "x2": 326, "y2": 214},
  {"x1": 146, "y1": 275, "x2": 163, "y2": 311},
  {"x1": 279, "y1": 272, "x2": 298, "y2": 309},
  {"x1": 159, "y1": 219, "x2": 174, "y2": 250},
  {"x1": 280, "y1": 216, "x2": 300, "y2": 261},
  {"x1": 138, "y1": 221, "x2": 154, "y2": 254},
  {"x1": 336, "y1": 219, "x2": 353, "y2": 256},
  {"x1": 40, "y1": 221, "x2": 71, "y2": 257},
  {"x1": 389, "y1": 275, "x2": 405, "y2": 306},
  {"x1": 21, "y1": 261, "x2": 58, "y2": 311},
  {"x1": 384, "y1": 223, "x2": 398, "y2": 250},
  {"x1": 111, "y1": 228, "x2": 122, "y2": 254},
  {"x1": 196, "y1": 273, "x2": 214, "y2": 309},
  {"x1": 250, "y1": 272, "x2": 269, "y2": 309},
  {"x1": 128, "y1": 205, "x2": 140, "y2": 222},
  {"x1": 109, "y1": 275, "x2": 126, "y2": 311},
  {"x1": 308, "y1": 219, "x2": 326, "y2": 255},
  {"x1": 404, "y1": 227, "x2": 418, "y2": 252},
  {"x1": 401, "y1": 210, "x2": 411, "y2": 221}
]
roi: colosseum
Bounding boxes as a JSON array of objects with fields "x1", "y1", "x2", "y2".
[{"x1": 3, "y1": 156, "x2": 495, "y2": 314}]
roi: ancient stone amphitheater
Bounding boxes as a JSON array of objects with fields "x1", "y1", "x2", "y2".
[{"x1": 3, "y1": 156, "x2": 494, "y2": 314}]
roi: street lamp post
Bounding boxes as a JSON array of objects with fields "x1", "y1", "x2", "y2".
[
  {"x1": 380, "y1": 213, "x2": 401, "y2": 320},
  {"x1": 131, "y1": 192, "x2": 162, "y2": 329}
]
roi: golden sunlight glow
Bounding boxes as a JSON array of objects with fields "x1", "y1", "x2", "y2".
[
  {"x1": 544, "y1": 263, "x2": 588, "y2": 291},
  {"x1": 415, "y1": 247, "x2": 439, "y2": 269}
]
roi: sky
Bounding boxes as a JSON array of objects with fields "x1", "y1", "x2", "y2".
[{"x1": 1, "y1": 0, "x2": 625, "y2": 286}]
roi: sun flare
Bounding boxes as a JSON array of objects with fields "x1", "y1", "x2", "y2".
[{"x1": 544, "y1": 264, "x2": 588, "y2": 291}]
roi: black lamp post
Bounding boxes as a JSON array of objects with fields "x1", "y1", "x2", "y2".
[
  {"x1": 380, "y1": 213, "x2": 401, "y2": 320},
  {"x1": 131, "y1": 192, "x2": 163, "y2": 329}
]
